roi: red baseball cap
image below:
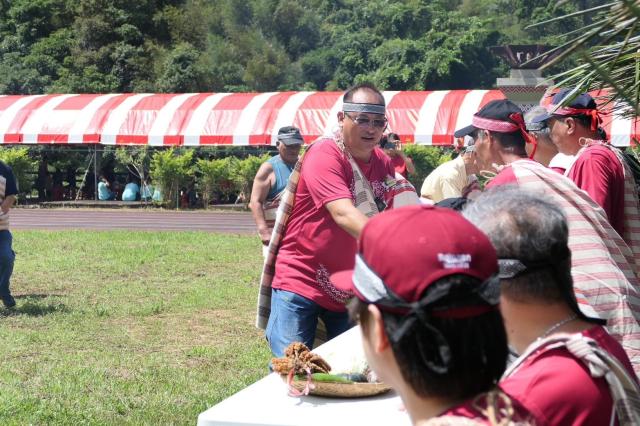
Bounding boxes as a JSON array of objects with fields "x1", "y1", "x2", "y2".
[{"x1": 331, "y1": 205, "x2": 499, "y2": 315}]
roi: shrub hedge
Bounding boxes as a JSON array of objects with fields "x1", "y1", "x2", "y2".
[{"x1": 0, "y1": 145, "x2": 455, "y2": 206}]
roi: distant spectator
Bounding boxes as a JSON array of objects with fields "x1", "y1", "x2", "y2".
[
  {"x1": 36, "y1": 158, "x2": 48, "y2": 201},
  {"x1": 122, "y1": 176, "x2": 140, "y2": 201},
  {"x1": 51, "y1": 170, "x2": 64, "y2": 201},
  {"x1": 380, "y1": 133, "x2": 415, "y2": 178},
  {"x1": 187, "y1": 181, "x2": 197, "y2": 207},
  {"x1": 65, "y1": 167, "x2": 77, "y2": 200},
  {"x1": 45, "y1": 173, "x2": 53, "y2": 201},
  {"x1": 112, "y1": 178, "x2": 123, "y2": 200},
  {"x1": 97, "y1": 175, "x2": 115, "y2": 201}
]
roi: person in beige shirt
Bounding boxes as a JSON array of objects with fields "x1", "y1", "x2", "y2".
[{"x1": 420, "y1": 148, "x2": 477, "y2": 203}]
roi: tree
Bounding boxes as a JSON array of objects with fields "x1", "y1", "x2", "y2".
[
  {"x1": 0, "y1": 148, "x2": 37, "y2": 200},
  {"x1": 149, "y1": 148, "x2": 194, "y2": 208}
]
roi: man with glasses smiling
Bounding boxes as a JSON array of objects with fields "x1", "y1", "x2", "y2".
[{"x1": 258, "y1": 82, "x2": 418, "y2": 358}]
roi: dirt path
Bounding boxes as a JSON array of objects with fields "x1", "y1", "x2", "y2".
[{"x1": 10, "y1": 208, "x2": 257, "y2": 234}]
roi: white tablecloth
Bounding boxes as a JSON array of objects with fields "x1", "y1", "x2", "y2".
[{"x1": 197, "y1": 326, "x2": 411, "y2": 426}]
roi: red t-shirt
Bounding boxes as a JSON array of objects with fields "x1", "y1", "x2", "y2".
[
  {"x1": 439, "y1": 389, "x2": 532, "y2": 425},
  {"x1": 390, "y1": 155, "x2": 408, "y2": 178},
  {"x1": 500, "y1": 326, "x2": 637, "y2": 426},
  {"x1": 567, "y1": 145, "x2": 625, "y2": 236},
  {"x1": 272, "y1": 138, "x2": 396, "y2": 311}
]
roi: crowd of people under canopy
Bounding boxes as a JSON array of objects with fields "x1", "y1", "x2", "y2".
[{"x1": 251, "y1": 82, "x2": 640, "y2": 425}]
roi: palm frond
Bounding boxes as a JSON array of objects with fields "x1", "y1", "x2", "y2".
[{"x1": 532, "y1": 0, "x2": 640, "y2": 118}]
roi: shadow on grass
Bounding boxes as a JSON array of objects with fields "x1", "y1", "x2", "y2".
[
  {"x1": 15, "y1": 293, "x2": 63, "y2": 299},
  {"x1": 0, "y1": 300, "x2": 68, "y2": 317}
]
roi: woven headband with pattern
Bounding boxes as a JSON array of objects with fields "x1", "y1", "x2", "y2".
[
  {"x1": 548, "y1": 105, "x2": 602, "y2": 132},
  {"x1": 472, "y1": 113, "x2": 538, "y2": 158},
  {"x1": 472, "y1": 115, "x2": 520, "y2": 133},
  {"x1": 342, "y1": 102, "x2": 386, "y2": 115}
]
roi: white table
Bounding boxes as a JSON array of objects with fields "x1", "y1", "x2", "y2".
[{"x1": 197, "y1": 327, "x2": 411, "y2": 426}]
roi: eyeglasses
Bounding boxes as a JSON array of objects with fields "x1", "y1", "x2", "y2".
[
  {"x1": 345, "y1": 113, "x2": 388, "y2": 130},
  {"x1": 533, "y1": 126, "x2": 551, "y2": 135}
]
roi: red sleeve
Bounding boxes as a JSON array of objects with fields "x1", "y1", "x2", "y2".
[
  {"x1": 301, "y1": 143, "x2": 353, "y2": 209},
  {"x1": 486, "y1": 166, "x2": 517, "y2": 189},
  {"x1": 568, "y1": 150, "x2": 614, "y2": 210}
]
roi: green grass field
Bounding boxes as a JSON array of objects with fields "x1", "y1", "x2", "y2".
[{"x1": 0, "y1": 230, "x2": 271, "y2": 425}]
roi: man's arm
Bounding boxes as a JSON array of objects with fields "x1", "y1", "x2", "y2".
[
  {"x1": 402, "y1": 154, "x2": 416, "y2": 176},
  {"x1": 1, "y1": 195, "x2": 15, "y2": 214},
  {"x1": 248, "y1": 162, "x2": 274, "y2": 245},
  {"x1": 325, "y1": 198, "x2": 369, "y2": 238}
]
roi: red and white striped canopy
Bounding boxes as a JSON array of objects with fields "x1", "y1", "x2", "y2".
[{"x1": 0, "y1": 91, "x2": 636, "y2": 146}]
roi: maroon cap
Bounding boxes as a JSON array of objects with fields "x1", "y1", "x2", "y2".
[{"x1": 331, "y1": 205, "x2": 499, "y2": 315}]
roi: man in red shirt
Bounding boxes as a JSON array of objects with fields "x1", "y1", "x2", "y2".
[
  {"x1": 464, "y1": 187, "x2": 640, "y2": 426},
  {"x1": 454, "y1": 99, "x2": 640, "y2": 375},
  {"x1": 530, "y1": 89, "x2": 637, "y2": 239},
  {"x1": 265, "y1": 83, "x2": 400, "y2": 357}
]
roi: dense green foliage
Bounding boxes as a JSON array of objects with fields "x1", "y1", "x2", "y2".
[
  {"x1": 403, "y1": 144, "x2": 452, "y2": 189},
  {"x1": 0, "y1": 0, "x2": 604, "y2": 94},
  {"x1": 10, "y1": 144, "x2": 451, "y2": 205},
  {"x1": 0, "y1": 147, "x2": 37, "y2": 195}
]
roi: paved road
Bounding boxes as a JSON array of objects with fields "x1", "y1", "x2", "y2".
[{"x1": 10, "y1": 208, "x2": 257, "y2": 234}]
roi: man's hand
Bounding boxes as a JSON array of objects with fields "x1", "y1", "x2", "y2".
[
  {"x1": 258, "y1": 227, "x2": 272, "y2": 246},
  {"x1": 249, "y1": 163, "x2": 275, "y2": 241},
  {"x1": 325, "y1": 198, "x2": 369, "y2": 238},
  {"x1": 1, "y1": 195, "x2": 16, "y2": 214}
]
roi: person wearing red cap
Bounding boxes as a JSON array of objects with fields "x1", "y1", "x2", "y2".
[
  {"x1": 331, "y1": 205, "x2": 530, "y2": 425},
  {"x1": 455, "y1": 99, "x2": 640, "y2": 377},
  {"x1": 530, "y1": 89, "x2": 640, "y2": 241},
  {"x1": 258, "y1": 83, "x2": 418, "y2": 358},
  {"x1": 464, "y1": 187, "x2": 640, "y2": 426}
]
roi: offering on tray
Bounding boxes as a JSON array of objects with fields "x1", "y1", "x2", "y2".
[{"x1": 271, "y1": 342, "x2": 391, "y2": 398}]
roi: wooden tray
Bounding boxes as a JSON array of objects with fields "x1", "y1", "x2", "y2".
[{"x1": 285, "y1": 376, "x2": 391, "y2": 398}]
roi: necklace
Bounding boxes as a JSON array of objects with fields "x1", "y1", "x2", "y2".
[{"x1": 538, "y1": 314, "x2": 578, "y2": 340}]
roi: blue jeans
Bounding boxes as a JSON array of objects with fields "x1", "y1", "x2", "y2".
[
  {"x1": 0, "y1": 230, "x2": 15, "y2": 305},
  {"x1": 266, "y1": 289, "x2": 351, "y2": 357}
]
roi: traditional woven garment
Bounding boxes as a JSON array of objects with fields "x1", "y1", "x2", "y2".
[
  {"x1": 255, "y1": 135, "x2": 418, "y2": 330},
  {"x1": 566, "y1": 142, "x2": 640, "y2": 270},
  {"x1": 509, "y1": 159, "x2": 640, "y2": 375},
  {"x1": 504, "y1": 333, "x2": 640, "y2": 426}
]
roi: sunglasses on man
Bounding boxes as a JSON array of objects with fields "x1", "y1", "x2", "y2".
[{"x1": 345, "y1": 113, "x2": 388, "y2": 130}]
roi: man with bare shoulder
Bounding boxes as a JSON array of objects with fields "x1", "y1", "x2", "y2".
[{"x1": 249, "y1": 127, "x2": 303, "y2": 253}]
